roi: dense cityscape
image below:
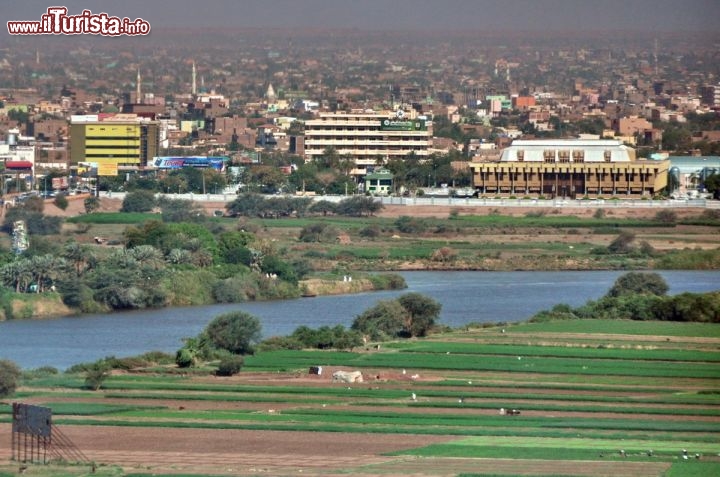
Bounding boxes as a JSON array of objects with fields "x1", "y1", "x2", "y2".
[{"x1": 0, "y1": 27, "x2": 719, "y2": 198}]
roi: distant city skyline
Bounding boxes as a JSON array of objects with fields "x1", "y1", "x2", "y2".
[{"x1": 1, "y1": 0, "x2": 719, "y2": 35}]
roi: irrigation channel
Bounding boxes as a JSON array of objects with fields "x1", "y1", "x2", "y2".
[{"x1": 0, "y1": 270, "x2": 718, "y2": 370}]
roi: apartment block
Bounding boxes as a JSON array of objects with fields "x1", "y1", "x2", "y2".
[{"x1": 303, "y1": 110, "x2": 431, "y2": 176}]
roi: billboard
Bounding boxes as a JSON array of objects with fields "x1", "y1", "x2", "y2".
[
  {"x1": 153, "y1": 156, "x2": 227, "y2": 170},
  {"x1": 98, "y1": 162, "x2": 119, "y2": 176},
  {"x1": 378, "y1": 119, "x2": 426, "y2": 131},
  {"x1": 12, "y1": 403, "x2": 52, "y2": 438}
]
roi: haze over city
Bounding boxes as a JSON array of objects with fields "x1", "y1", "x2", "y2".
[{"x1": 2, "y1": 0, "x2": 719, "y2": 33}]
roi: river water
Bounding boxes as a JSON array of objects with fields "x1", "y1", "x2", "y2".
[{"x1": 0, "y1": 270, "x2": 718, "y2": 370}]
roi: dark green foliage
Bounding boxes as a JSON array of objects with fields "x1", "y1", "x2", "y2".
[
  {"x1": 211, "y1": 274, "x2": 259, "y2": 303},
  {"x1": 53, "y1": 193, "x2": 69, "y2": 210},
  {"x1": 352, "y1": 293, "x2": 440, "y2": 340},
  {"x1": 309, "y1": 200, "x2": 338, "y2": 216},
  {"x1": 217, "y1": 231, "x2": 254, "y2": 265},
  {"x1": 84, "y1": 196, "x2": 101, "y2": 214},
  {"x1": 123, "y1": 220, "x2": 170, "y2": 249},
  {"x1": 397, "y1": 292, "x2": 442, "y2": 337},
  {"x1": 56, "y1": 279, "x2": 102, "y2": 312},
  {"x1": 204, "y1": 311, "x2": 262, "y2": 355},
  {"x1": 158, "y1": 197, "x2": 207, "y2": 223},
  {"x1": 84, "y1": 361, "x2": 111, "y2": 390},
  {"x1": 532, "y1": 275, "x2": 717, "y2": 323},
  {"x1": 121, "y1": 190, "x2": 157, "y2": 213},
  {"x1": 395, "y1": 215, "x2": 428, "y2": 234},
  {"x1": 288, "y1": 325, "x2": 363, "y2": 350},
  {"x1": 607, "y1": 272, "x2": 669, "y2": 298},
  {"x1": 575, "y1": 294, "x2": 665, "y2": 321},
  {"x1": 607, "y1": 230, "x2": 635, "y2": 253},
  {"x1": 0, "y1": 359, "x2": 21, "y2": 398},
  {"x1": 352, "y1": 299, "x2": 408, "y2": 340},
  {"x1": 225, "y1": 193, "x2": 311, "y2": 218},
  {"x1": 335, "y1": 195, "x2": 384, "y2": 216},
  {"x1": 358, "y1": 224, "x2": 381, "y2": 238},
  {"x1": 175, "y1": 348, "x2": 196, "y2": 368},
  {"x1": 2, "y1": 208, "x2": 62, "y2": 235},
  {"x1": 652, "y1": 292, "x2": 720, "y2": 323},
  {"x1": 86, "y1": 266, "x2": 167, "y2": 310},
  {"x1": 257, "y1": 335, "x2": 304, "y2": 351},
  {"x1": 216, "y1": 356, "x2": 244, "y2": 376},
  {"x1": 530, "y1": 303, "x2": 580, "y2": 322},
  {"x1": 260, "y1": 255, "x2": 297, "y2": 284},
  {"x1": 225, "y1": 193, "x2": 267, "y2": 217},
  {"x1": 367, "y1": 273, "x2": 407, "y2": 290},
  {"x1": 299, "y1": 223, "x2": 338, "y2": 242}
]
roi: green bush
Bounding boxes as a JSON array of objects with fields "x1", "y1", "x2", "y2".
[
  {"x1": 216, "y1": 355, "x2": 244, "y2": 376},
  {"x1": 212, "y1": 274, "x2": 260, "y2": 303},
  {"x1": 299, "y1": 223, "x2": 338, "y2": 243},
  {"x1": 359, "y1": 224, "x2": 381, "y2": 238},
  {"x1": 367, "y1": 273, "x2": 407, "y2": 290},
  {"x1": 606, "y1": 272, "x2": 669, "y2": 297},
  {"x1": 53, "y1": 193, "x2": 69, "y2": 210},
  {"x1": 0, "y1": 360, "x2": 21, "y2": 398},
  {"x1": 395, "y1": 215, "x2": 428, "y2": 234},
  {"x1": 204, "y1": 311, "x2": 262, "y2": 355},
  {"x1": 84, "y1": 363, "x2": 110, "y2": 390},
  {"x1": 175, "y1": 348, "x2": 196, "y2": 368},
  {"x1": 121, "y1": 190, "x2": 157, "y2": 213}
]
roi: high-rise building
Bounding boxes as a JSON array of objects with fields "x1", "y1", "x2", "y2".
[
  {"x1": 69, "y1": 114, "x2": 160, "y2": 171},
  {"x1": 303, "y1": 110, "x2": 431, "y2": 176},
  {"x1": 469, "y1": 139, "x2": 669, "y2": 198}
]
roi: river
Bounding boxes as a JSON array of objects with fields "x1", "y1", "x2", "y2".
[{"x1": 0, "y1": 270, "x2": 718, "y2": 370}]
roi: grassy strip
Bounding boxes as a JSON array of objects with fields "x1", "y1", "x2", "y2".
[
  {"x1": 389, "y1": 342, "x2": 720, "y2": 362},
  {"x1": 506, "y1": 319, "x2": 720, "y2": 337},
  {"x1": 99, "y1": 388, "x2": 720, "y2": 410},
  {"x1": 665, "y1": 461, "x2": 720, "y2": 477},
  {"x1": 391, "y1": 435, "x2": 720, "y2": 459},
  {"x1": 241, "y1": 350, "x2": 720, "y2": 378},
  {"x1": 67, "y1": 212, "x2": 159, "y2": 224}
]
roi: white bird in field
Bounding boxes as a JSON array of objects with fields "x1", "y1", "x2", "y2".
[{"x1": 411, "y1": 393, "x2": 417, "y2": 401}]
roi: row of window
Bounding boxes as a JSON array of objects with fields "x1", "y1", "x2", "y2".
[{"x1": 518, "y1": 150, "x2": 613, "y2": 162}]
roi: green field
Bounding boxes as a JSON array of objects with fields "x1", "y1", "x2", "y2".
[{"x1": 2, "y1": 319, "x2": 719, "y2": 476}]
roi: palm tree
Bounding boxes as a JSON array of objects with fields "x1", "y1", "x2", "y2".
[
  {"x1": 128, "y1": 245, "x2": 165, "y2": 270},
  {"x1": 63, "y1": 241, "x2": 96, "y2": 276}
]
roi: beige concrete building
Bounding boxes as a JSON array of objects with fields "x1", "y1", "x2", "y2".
[
  {"x1": 303, "y1": 110, "x2": 431, "y2": 176},
  {"x1": 469, "y1": 139, "x2": 669, "y2": 198}
]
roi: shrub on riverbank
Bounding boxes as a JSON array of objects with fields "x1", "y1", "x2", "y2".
[{"x1": 531, "y1": 272, "x2": 720, "y2": 323}]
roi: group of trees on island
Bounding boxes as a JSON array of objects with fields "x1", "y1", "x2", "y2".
[
  {"x1": 532, "y1": 272, "x2": 720, "y2": 323},
  {"x1": 173, "y1": 292, "x2": 444, "y2": 374}
]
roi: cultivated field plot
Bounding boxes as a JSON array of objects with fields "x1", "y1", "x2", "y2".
[{"x1": 1, "y1": 319, "x2": 719, "y2": 477}]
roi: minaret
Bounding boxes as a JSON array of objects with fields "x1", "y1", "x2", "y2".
[
  {"x1": 136, "y1": 68, "x2": 142, "y2": 103},
  {"x1": 654, "y1": 38, "x2": 658, "y2": 77},
  {"x1": 191, "y1": 61, "x2": 197, "y2": 96}
]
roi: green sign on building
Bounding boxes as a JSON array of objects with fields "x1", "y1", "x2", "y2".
[{"x1": 378, "y1": 119, "x2": 426, "y2": 131}]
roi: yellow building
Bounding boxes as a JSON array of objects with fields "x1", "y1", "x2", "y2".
[
  {"x1": 69, "y1": 114, "x2": 160, "y2": 171},
  {"x1": 304, "y1": 110, "x2": 431, "y2": 177},
  {"x1": 469, "y1": 139, "x2": 669, "y2": 198}
]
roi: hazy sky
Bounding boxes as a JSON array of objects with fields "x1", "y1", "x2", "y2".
[{"x1": 2, "y1": 0, "x2": 719, "y2": 32}]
